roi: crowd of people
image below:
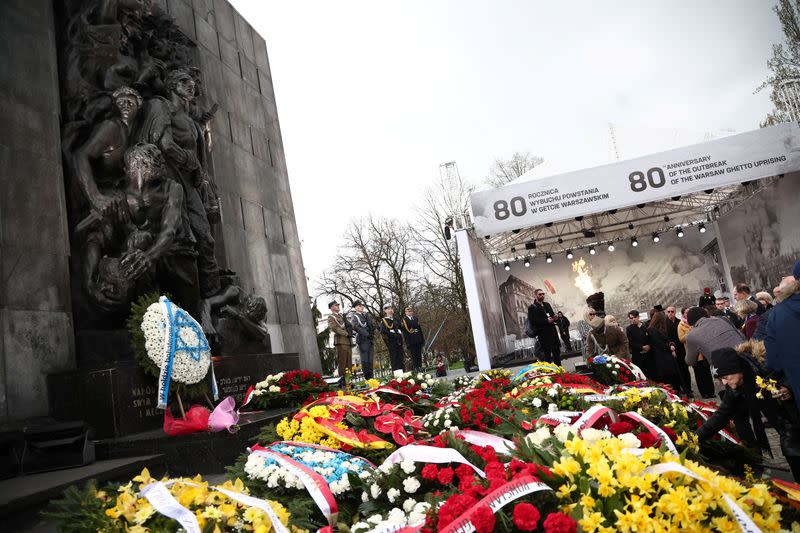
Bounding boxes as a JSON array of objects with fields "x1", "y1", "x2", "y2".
[
  {"x1": 326, "y1": 300, "x2": 427, "y2": 385},
  {"x1": 526, "y1": 260, "x2": 800, "y2": 478}
]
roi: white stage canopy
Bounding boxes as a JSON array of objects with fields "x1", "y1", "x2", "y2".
[{"x1": 458, "y1": 122, "x2": 800, "y2": 370}]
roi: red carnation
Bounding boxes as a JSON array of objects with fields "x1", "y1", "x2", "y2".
[
  {"x1": 543, "y1": 512, "x2": 577, "y2": 533},
  {"x1": 484, "y1": 461, "x2": 506, "y2": 482},
  {"x1": 437, "y1": 494, "x2": 477, "y2": 529},
  {"x1": 455, "y1": 463, "x2": 474, "y2": 481},
  {"x1": 608, "y1": 421, "x2": 635, "y2": 436},
  {"x1": 513, "y1": 502, "x2": 541, "y2": 531},
  {"x1": 636, "y1": 432, "x2": 658, "y2": 448},
  {"x1": 660, "y1": 426, "x2": 678, "y2": 442},
  {"x1": 421, "y1": 463, "x2": 439, "y2": 481},
  {"x1": 437, "y1": 467, "x2": 455, "y2": 485},
  {"x1": 471, "y1": 505, "x2": 496, "y2": 533}
]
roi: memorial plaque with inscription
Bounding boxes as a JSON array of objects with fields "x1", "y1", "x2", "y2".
[{"x1": 49, "y1": 353, "x2": 300, "y2": 438}]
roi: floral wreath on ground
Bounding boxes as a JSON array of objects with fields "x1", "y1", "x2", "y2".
[{"x1": 246, "y1": 370, "x2": 331, "y2": 410}]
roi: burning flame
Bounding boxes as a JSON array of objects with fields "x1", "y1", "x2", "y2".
[{"x1": 571, "y1": 258, "x2": 596, "y2": 296}]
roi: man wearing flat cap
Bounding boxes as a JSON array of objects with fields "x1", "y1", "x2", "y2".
[
  {"x1": 351, "y1": 301, "x2": 376, "y2": 379},
  {"x1": 401, "y1": 307, "x2": 425, "y2": 371},
  {"x1": 327, "y1": 301, "x2": 352, "y2": 386},
  {"x1": 380, "y1": 303, "x2": 405, "y2": 372}
]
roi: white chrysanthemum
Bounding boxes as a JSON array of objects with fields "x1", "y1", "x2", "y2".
[
  {"x1": 547, "y1": 388, "x2": 558, "y2": 397},
  {"x1": 370, "y1": 484, "x2": 382, "y2": 498},
  {"x1": 553, "y1": 423, "x2": 572, "y2": 443},
  {"x1": 581, "y1": 428, "x2": 611, "y2": 444},
  {"x1": 400, "y1": 460, "x2": 416, "y2": 474},
  {"x1": 403, "y1": 498, "x2": 417, "y2": 513},
  {"x1": 548, "y1": 403, "x2": 558, "y2": 413},
  {"x1": 402, "y1": 477, "x2": 420, "y2": 494},
  {"x1": 387, "y1": 488, "x2": 400, "y2": 503},
  {"x1": 532, "y1": 398, "x2": 543, "y2": 408},
  {"x1": 525, "y1": 426, "x2": 551, "y2": 447},
  {"x1": 618, "y1": 433, "x2": 641, "y2": 448}
]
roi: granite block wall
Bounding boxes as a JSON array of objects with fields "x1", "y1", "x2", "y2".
[
  {"x1": 0, "y1": 0, "x2": 75, "y2": 422},
  {"x1": 166, "y1": 0, "x2": 321, "y2": 372}
]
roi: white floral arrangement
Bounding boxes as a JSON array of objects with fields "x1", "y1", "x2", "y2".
[
  {"x1": 351, "y1": 460, "x2": 430, "y2": 532},
  {"x1": 392, "y1": 370, "x2": 436, "y2": 389},
  {"x1": 452, "y1": 375, "x2": 479, "y2": 390},
  {"x1": 141, "y1": 300, "x2": 211, "y2": 384},
  {"x1": 251, "y1": 372, "x2": 285, "y2": 396},
  {"x1": 420, "y1": 406, "x2": 460, "y2": 434},
  {"x1": 245, "y1": 443, "x2": 373, "y2": 496}
]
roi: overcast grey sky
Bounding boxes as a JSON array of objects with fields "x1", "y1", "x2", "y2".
[{"x1": 229, "y1": 1, "x2": 783, "y2": 292}]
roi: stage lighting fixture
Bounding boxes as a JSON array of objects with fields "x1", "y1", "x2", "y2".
[
  {"x1": 589, "y1": 246, "x2": 596, "y2": 255},
  {"x1": 557, "y1": 238, "x2": 564, "y2": 244},
  {"x1": 566, "y1": 250, "x2": 574, "y2": 259},
  {"x1": 637, "y1": 203, "x2": 646, "y2": 209},
  {"x1": 663, "y1": 215, "x2": 670, "y2": 222},
  {"x1": 525, "y1": 241, "x2": 536, "y2": 250},
  {"x1": 631, "y1": 237, "x2": 639, "y2": 247},
  {"x1": 672, "y1": 196, "x2": 682, "y2": 201},
  {"x1": 524, "y1": 257, "x2": 531, "y2": 268},
  {"x1": 699, "y1": 223, "x2": 707, "y2": 233},
  {"x1": 545, "y1": 253, "x2": 553, "y2": 264},
  {"x1": 510, "y1": 247, "x2": 516, "y2": 253},
  {"x1": 652, "y1": 233, "x2": 660, "y2": 243},
  {"x1": 512, "y1": 229, "x2": 520, "y2": 234},
  {"x1": 676, "y1": 227, "x2": 684, "y2": 238},
  {"x1": 627, "y1": 223, "x2": 634, "y2": 230},
  {"x1": 503, "y1": 262, "x2": 510, "y2": 271},
  {"x1": 704, "y1": 189, "x2": 714, "y2": 194},
  {"x1": 545, "y1": 222, "x2": 553, "y2": 227},
  {"x1": 575, "y1": 216, "x2": 584, "y2": 221},
  {"x1": 582, "y1": 229, "x2": 596, "y2": 238},
  {"x1": 607, "y1": 243, "x2": 615, "y2": 252}
]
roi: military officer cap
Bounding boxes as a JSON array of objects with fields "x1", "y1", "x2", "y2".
[
  {"x1": 353, "y1": 300, "x2": 364, "y2": 308},
  {"x1": 328, "y1": 300, "x2": 339, "y2": 309},
  {"x1": 383, "y1": 303, "x2": 393, "y2": 310}
]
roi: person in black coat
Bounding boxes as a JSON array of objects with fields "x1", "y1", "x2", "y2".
[
  {"x1": 666, "y1": 306, "x2": 694, "y2": 398},
  {"x1": 401, "y1": 306, "x2": 425, "y2": 371},
  {"x1": 646, "y1": 311, "x2": 682, "y2": 391},
  {"x1": 697, "y1": 346, "x2": 800, "y2": 481},
  {"x1": 380, "y1": 304, "x2": 405, "y2": 372},
  {"x1": 555, "y1": 311, "x2": 572, "y2": 351},
  {"x1": 527, "y1": 288, "x2": 561, "y2": 366},
  {"x1": 698, "y1": 288, "x2": 716, "y2": 308},
  {"x1": 626, "y1": 310, "x2": 653, "y2": 379}
]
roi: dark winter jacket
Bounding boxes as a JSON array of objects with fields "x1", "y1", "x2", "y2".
[
  {"x1": 697, "y1": 348, "x2": 800, "y2": 458},
  {"x1": 646, "y1": 327, "x2": 678, "y2": 380},
  {"x1": 766, "y1": 281, "x2": 800, "y2": 411}
]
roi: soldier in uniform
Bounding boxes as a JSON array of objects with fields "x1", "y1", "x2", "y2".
[
  {"x1": 351, "y1": 301, "x2": 376, "y2": 379},
  {"x1": 327, "y1": 301, "x2": 352, "y2": 387},
  {"x1": 380, "y1": 303, "x2": 405, "y2": 372},
  {"x1": 401, "y1": 306, "x2": 425, "y2": 371}
]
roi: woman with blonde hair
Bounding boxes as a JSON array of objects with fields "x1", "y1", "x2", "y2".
[
  {"x1": 734, "y1": 299, "x2": 759, "y2": 339},
  {"x1": 756, "y1": 291, "x2": 774, "y2": 310}
]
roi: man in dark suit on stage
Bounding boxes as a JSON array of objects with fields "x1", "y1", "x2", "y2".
[{"x1": 527, "y1": 288, "x2": 562, "y2": 365}]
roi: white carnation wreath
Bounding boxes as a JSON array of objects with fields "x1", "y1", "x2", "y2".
[{"x1": 141, "y1": 301, "x2": 211, "y2": 385}]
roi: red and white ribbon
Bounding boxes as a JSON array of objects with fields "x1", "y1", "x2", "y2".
[
  {"x1": 381, "y1": 445, "x2": 485, "y2": 477},
  {"x1": 686, "y1": 404, "x2": 740, "y2": 444},
  {"x1": 249, "y1": 447, "x2": 339, "y2": 525},
  {"x1": 643, "y1": 462, "x2": 762, "y2": 532},
  {"x1": 368, "y1": 386, "x2": 416, "y2": 403},
  {"x1": 570, "y1": 405, "x2": 618, "y2": 434},
  {"x1": 622, "y1": 411, "x2": 679, "y2": 455},
  {"x1": 439, "y1": 475, "x2": 553, "y2": 533},
  {"x1": 456, "y1": 430, "x2": 515, "y2": 454},
  {"x1": 535, "y1": 410, "x2": 581, "y2": 426}
]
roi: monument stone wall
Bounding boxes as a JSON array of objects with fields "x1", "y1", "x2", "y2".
[
  {"x1": 0, "y1": 0, "x2": 76, "y2": 423},
  {"x1": 0, "y1": 0, "x2": 320, "y2": 424}
]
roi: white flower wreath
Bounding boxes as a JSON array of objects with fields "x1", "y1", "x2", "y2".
[{"x1": 141, "y1": 301, "x2": 211, "y2": 385}]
